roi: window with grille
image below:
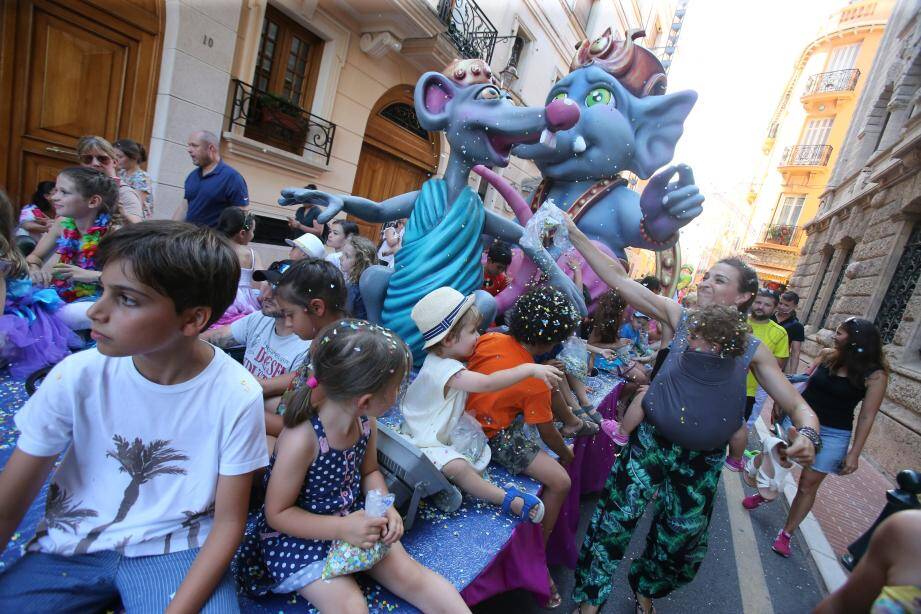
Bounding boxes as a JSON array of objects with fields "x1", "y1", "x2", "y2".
[
  {"x1": 508, "y1": 35, "x2": 526, "y2": 69},
  {"x1": 875, "y1": 225, "x2": 921, "y2": 344},
  {"x1": 819, "y1": 247, "x2": 854, "y2": 329},
  {"x1": 253, "y1": 6, "x2": 323, "y2": 111}
]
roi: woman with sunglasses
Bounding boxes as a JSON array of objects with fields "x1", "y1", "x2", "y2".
[
  {"x1": 744, "y1": 317, "x2": 888, "y2": 558},
  {"x1": 114, "y1": 138, "x2": 153, "y2": 219},
  {"x1": 77, "y1": 136, "x2": 143, "y2": 223}
]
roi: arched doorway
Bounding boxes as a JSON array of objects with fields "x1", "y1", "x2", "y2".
[
  {"x1": 0, "y1": 0, "x2": 164, "y2": 203},
  {"x1": 349, "y1": 85, "x2": 440, "y2": 242}
]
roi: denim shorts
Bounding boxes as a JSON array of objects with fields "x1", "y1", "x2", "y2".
[{"x1": 781, "y1": 416, "x2": 852, "y2": 474}]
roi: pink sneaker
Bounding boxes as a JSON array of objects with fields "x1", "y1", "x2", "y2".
[
  {"x1": 772, "y1": 530, "x2": 792, "y2": 557},
  {"x1": 601, "y1": 419, "x2": 628, "y2": 446},
  {"x1": 742, "y1": 493, "x2": 767, "y2": 510},
  {"x1": 724, "y1": 456, "x2": 745, "y2": 472}
]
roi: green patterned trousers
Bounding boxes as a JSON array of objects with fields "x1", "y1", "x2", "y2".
[{"x1": 573, "y1": 421, "x2": 724, "y2": 604}]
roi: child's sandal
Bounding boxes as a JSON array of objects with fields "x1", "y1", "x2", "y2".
[
  {"x1": 561, "y1": 418, "x2": 599, "y2": 438},
  {"x1": 577, "y1": 404, "x2": 604, "y2": 426},
  {"x1": 502, "y1": 483, "x2": 545, "y2": 523}
]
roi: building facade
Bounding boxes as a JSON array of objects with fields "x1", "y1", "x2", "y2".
[
  {"x1": 743, "y1": 0, "x2": 893, "y2": 286},
  {"x1": 1, "y1": 0, "x2": 676, "y2": 262},
  {"x1": 787, "y1": 0, "x2": 920, "y2": 477}
]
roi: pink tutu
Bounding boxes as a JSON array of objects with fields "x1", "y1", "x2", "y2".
[
  {"x1": 211, "y1": 285, "x2": 262, "y2": 328},
  {"x1": 1, "y1": 280, "x2": 80, "y2": 378}
]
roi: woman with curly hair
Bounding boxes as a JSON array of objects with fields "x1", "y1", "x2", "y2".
[{"x1": 339, "y1": 234, "x2": 377, "y2": 320}]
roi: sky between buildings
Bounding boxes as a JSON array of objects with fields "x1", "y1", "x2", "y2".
[{"x1": 666, "y1": 0, "x2": 842, "y2": 269}]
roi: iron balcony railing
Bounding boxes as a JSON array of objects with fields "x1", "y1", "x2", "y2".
[
  {"x1": 761, "y1": 224, "x2": 804, "y2": 247},
  {"x1": 437, "y1": 0, "x2": 498, "y2": 63},
  {"x1": 227, "y1": 79, "x2": 336, "y2": 164},
  {"x1": 804, "y1": 69, "x2": 860, "y2": 96},
  {"x1": 780, "y1": 144, "x2": 833, "y2": 167}
]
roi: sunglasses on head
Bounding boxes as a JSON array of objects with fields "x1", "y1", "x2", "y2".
[
  {"x1": 80, "y1": 154, "x2": 111, "y2": 165},
  {"x1": 267, "y1": 262, "x2": 292, "y2": 288}
]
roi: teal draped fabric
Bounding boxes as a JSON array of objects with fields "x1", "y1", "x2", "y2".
[{"x1": 382, "y1": 179, "x2": 485, "y2": 366}]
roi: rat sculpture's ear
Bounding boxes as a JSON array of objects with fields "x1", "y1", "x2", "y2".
[
  {"x1": 414, "y1": 72, "x2": 458, "y2": 131},
  {"x1": 631, "y1": 89, "x2": 697, "y2": 179}
]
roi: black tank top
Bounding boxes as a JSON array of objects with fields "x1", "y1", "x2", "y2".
[{"x1": 802, "y1": 363, "x2": 867, "y2": 431}]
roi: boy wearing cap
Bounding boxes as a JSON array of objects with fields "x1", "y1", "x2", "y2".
[
  {"x1": 202, "y1": 260, "x2": 311, "y2": 435},
  {"x1": 402, "y1": 287, "x2": 564, "y2": 523},
  {"x1": 286, "y1": 233, "x2": 326, "y2": 261}
]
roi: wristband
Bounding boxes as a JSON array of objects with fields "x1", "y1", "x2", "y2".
[{"x1": 796, "y1": 426, "x2": 822, "y2": 452}]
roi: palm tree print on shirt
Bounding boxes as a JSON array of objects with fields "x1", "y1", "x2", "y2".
[
  {"x1": 32, "y1": 483, "x2": 98, "y2": 541},
  {"x1": 74, "y1": 435, "x2": 188, "y2": 554},
  {"x1": 181, "y1": 502, "x2": 215, "y2": 549}
]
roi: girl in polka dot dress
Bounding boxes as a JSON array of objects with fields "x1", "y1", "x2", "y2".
[{"x1": 236, "y1": 320, "x2": 470, "y2": 613}]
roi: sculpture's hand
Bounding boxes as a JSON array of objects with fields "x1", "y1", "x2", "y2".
[
  {"x1": 639, "y1": 164, "x2": 704, "y2": 242},
  {"x1": 278, "y1": 188, "x2": 346, "y2": 223}
]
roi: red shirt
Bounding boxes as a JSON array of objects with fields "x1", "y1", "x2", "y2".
[{"x1": 482, "y1": 271, "x2": 509, "y2": 296}]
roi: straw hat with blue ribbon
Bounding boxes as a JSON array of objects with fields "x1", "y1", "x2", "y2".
[{"x1": 411, "y1": 287, "x2": 476, "y2": 349}]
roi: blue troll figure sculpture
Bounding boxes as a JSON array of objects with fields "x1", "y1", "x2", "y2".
[
  {"x1": 278, "y1": 59, "x2": 584, "y2": 365},
  {"x1": 478, "y1": 28, "x2": 704, "y2": 309}
]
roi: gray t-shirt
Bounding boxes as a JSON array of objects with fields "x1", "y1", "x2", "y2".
[
  {"x1": 642, "y1": 309, "x2": 760, "y2": 450},
  {"x1": 230, "y1": 311, "x2": 311, "y2": 380}
]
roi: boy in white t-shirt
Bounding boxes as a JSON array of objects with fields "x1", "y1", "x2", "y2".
[
  {"x1": 0, "y1": 221, "x2": 268, "y2": 612},
  {"x1": 401, "y1": 287, "x2": 563, "y2": 522}
]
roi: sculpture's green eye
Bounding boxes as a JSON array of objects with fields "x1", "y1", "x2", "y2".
[
  {"x1": 585, "y1": 88, "x2": 613, "y2": 107},
  {"x1": 552, "y1": 92, "x2": 567, "y2": 101}
]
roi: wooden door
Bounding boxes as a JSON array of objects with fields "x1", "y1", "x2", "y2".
[
  {"x1": 1, "y1": 0, "x2": 162, "y2": 204},
  {"x1": 349, "y1": 144, "x2": 429, "y2": 243}
]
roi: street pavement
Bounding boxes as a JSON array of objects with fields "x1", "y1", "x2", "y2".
[{"x1": 475, "y1": 432, "x2": 827, "y2": 614}]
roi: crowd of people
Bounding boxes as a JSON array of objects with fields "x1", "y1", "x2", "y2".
[{"x1": 0, "y1": 131, "x2": 908, "y2": 614}]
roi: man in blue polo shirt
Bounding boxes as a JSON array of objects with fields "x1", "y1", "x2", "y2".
[{"x1": 173, "y1": 130, "x2": 249, "y2": 227}]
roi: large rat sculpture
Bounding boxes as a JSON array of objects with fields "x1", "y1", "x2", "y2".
[{"x1": 278, "y1": 59, "x2": 584, "y2": 365}]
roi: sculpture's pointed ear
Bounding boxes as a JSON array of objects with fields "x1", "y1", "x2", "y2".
[
  {"x1": 414, "y1": 72, "x2": 457, "y2": 131},
  {"x1": 632, "y1": 89, "x2": 697, "y2": 179}
]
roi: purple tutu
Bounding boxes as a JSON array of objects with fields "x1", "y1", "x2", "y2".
[{"x1": 1, "y1": 279, "x2": 80, "y2": 378}]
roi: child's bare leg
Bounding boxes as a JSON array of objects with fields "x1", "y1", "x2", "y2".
[
  {"x1": 368, "y1": 542, "x2": 470, "y2": 613},
  {"x1": 618, "y1": 386, "x2": 648, "y2": 437},
  {"x1": 550, "y1": 387, "x2": 581, "y2": 430},
  {"x1": 521, "y1": 450, "x2": 571, "y2": 543},
  {"x1": 298, "y1": 574, "x2": 368, "y2": 614},
  {"x1": 568, "y1": 373, "x2": 591, "y2": 408},
  {"x1": 442, "y1": 459, "x2": 541, "y2": 520}
]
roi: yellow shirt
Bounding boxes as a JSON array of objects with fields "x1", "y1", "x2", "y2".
[{"x1": 747, "y1": 318, "x2": 789, "y2": 396}]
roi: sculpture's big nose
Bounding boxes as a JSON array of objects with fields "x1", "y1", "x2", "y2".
[{"x1": 545, "y1": 98, "x2": 580, "y2": 132}]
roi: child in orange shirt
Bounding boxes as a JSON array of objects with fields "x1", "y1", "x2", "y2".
[{"x1": 466, "y1": 286, "x2": 578, "y2": 608}]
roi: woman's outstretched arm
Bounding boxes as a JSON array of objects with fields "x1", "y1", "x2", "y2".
[{"x1": 566, "y1": 216, "x2": 682, "y2": 330}]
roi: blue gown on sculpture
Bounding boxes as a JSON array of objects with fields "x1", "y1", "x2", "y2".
[{"x1": 382, "y1": 179, "x2": 485, "y2": 366}]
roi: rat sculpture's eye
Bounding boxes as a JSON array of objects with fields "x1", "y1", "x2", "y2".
[
  {"x1": 476, "y1": 86, "x2": 501, "y2": 100},
  {"x1": 585, "y1": 87, "x2": 613, "y2": 107}
]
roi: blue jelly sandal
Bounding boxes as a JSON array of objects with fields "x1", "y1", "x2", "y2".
[{"x1": 502, "y1": 483, "x2": 545, "y2": 523}]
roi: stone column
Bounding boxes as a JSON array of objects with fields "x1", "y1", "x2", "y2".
[{"x1": 147, "y1": 0, "x2": 244, "y2": 219}]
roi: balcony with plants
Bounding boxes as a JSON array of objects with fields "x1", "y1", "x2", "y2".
[{"x1": 226, "y1": 79, "x2": 336, "y2": 165}]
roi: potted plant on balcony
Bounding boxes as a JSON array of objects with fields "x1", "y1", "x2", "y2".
[
  {"x1": 247, "y1": 90, "x2": 309, "y2": 154},
  {"x1": 767, "y1": 225, "x2": 792, "y2": 245}
]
